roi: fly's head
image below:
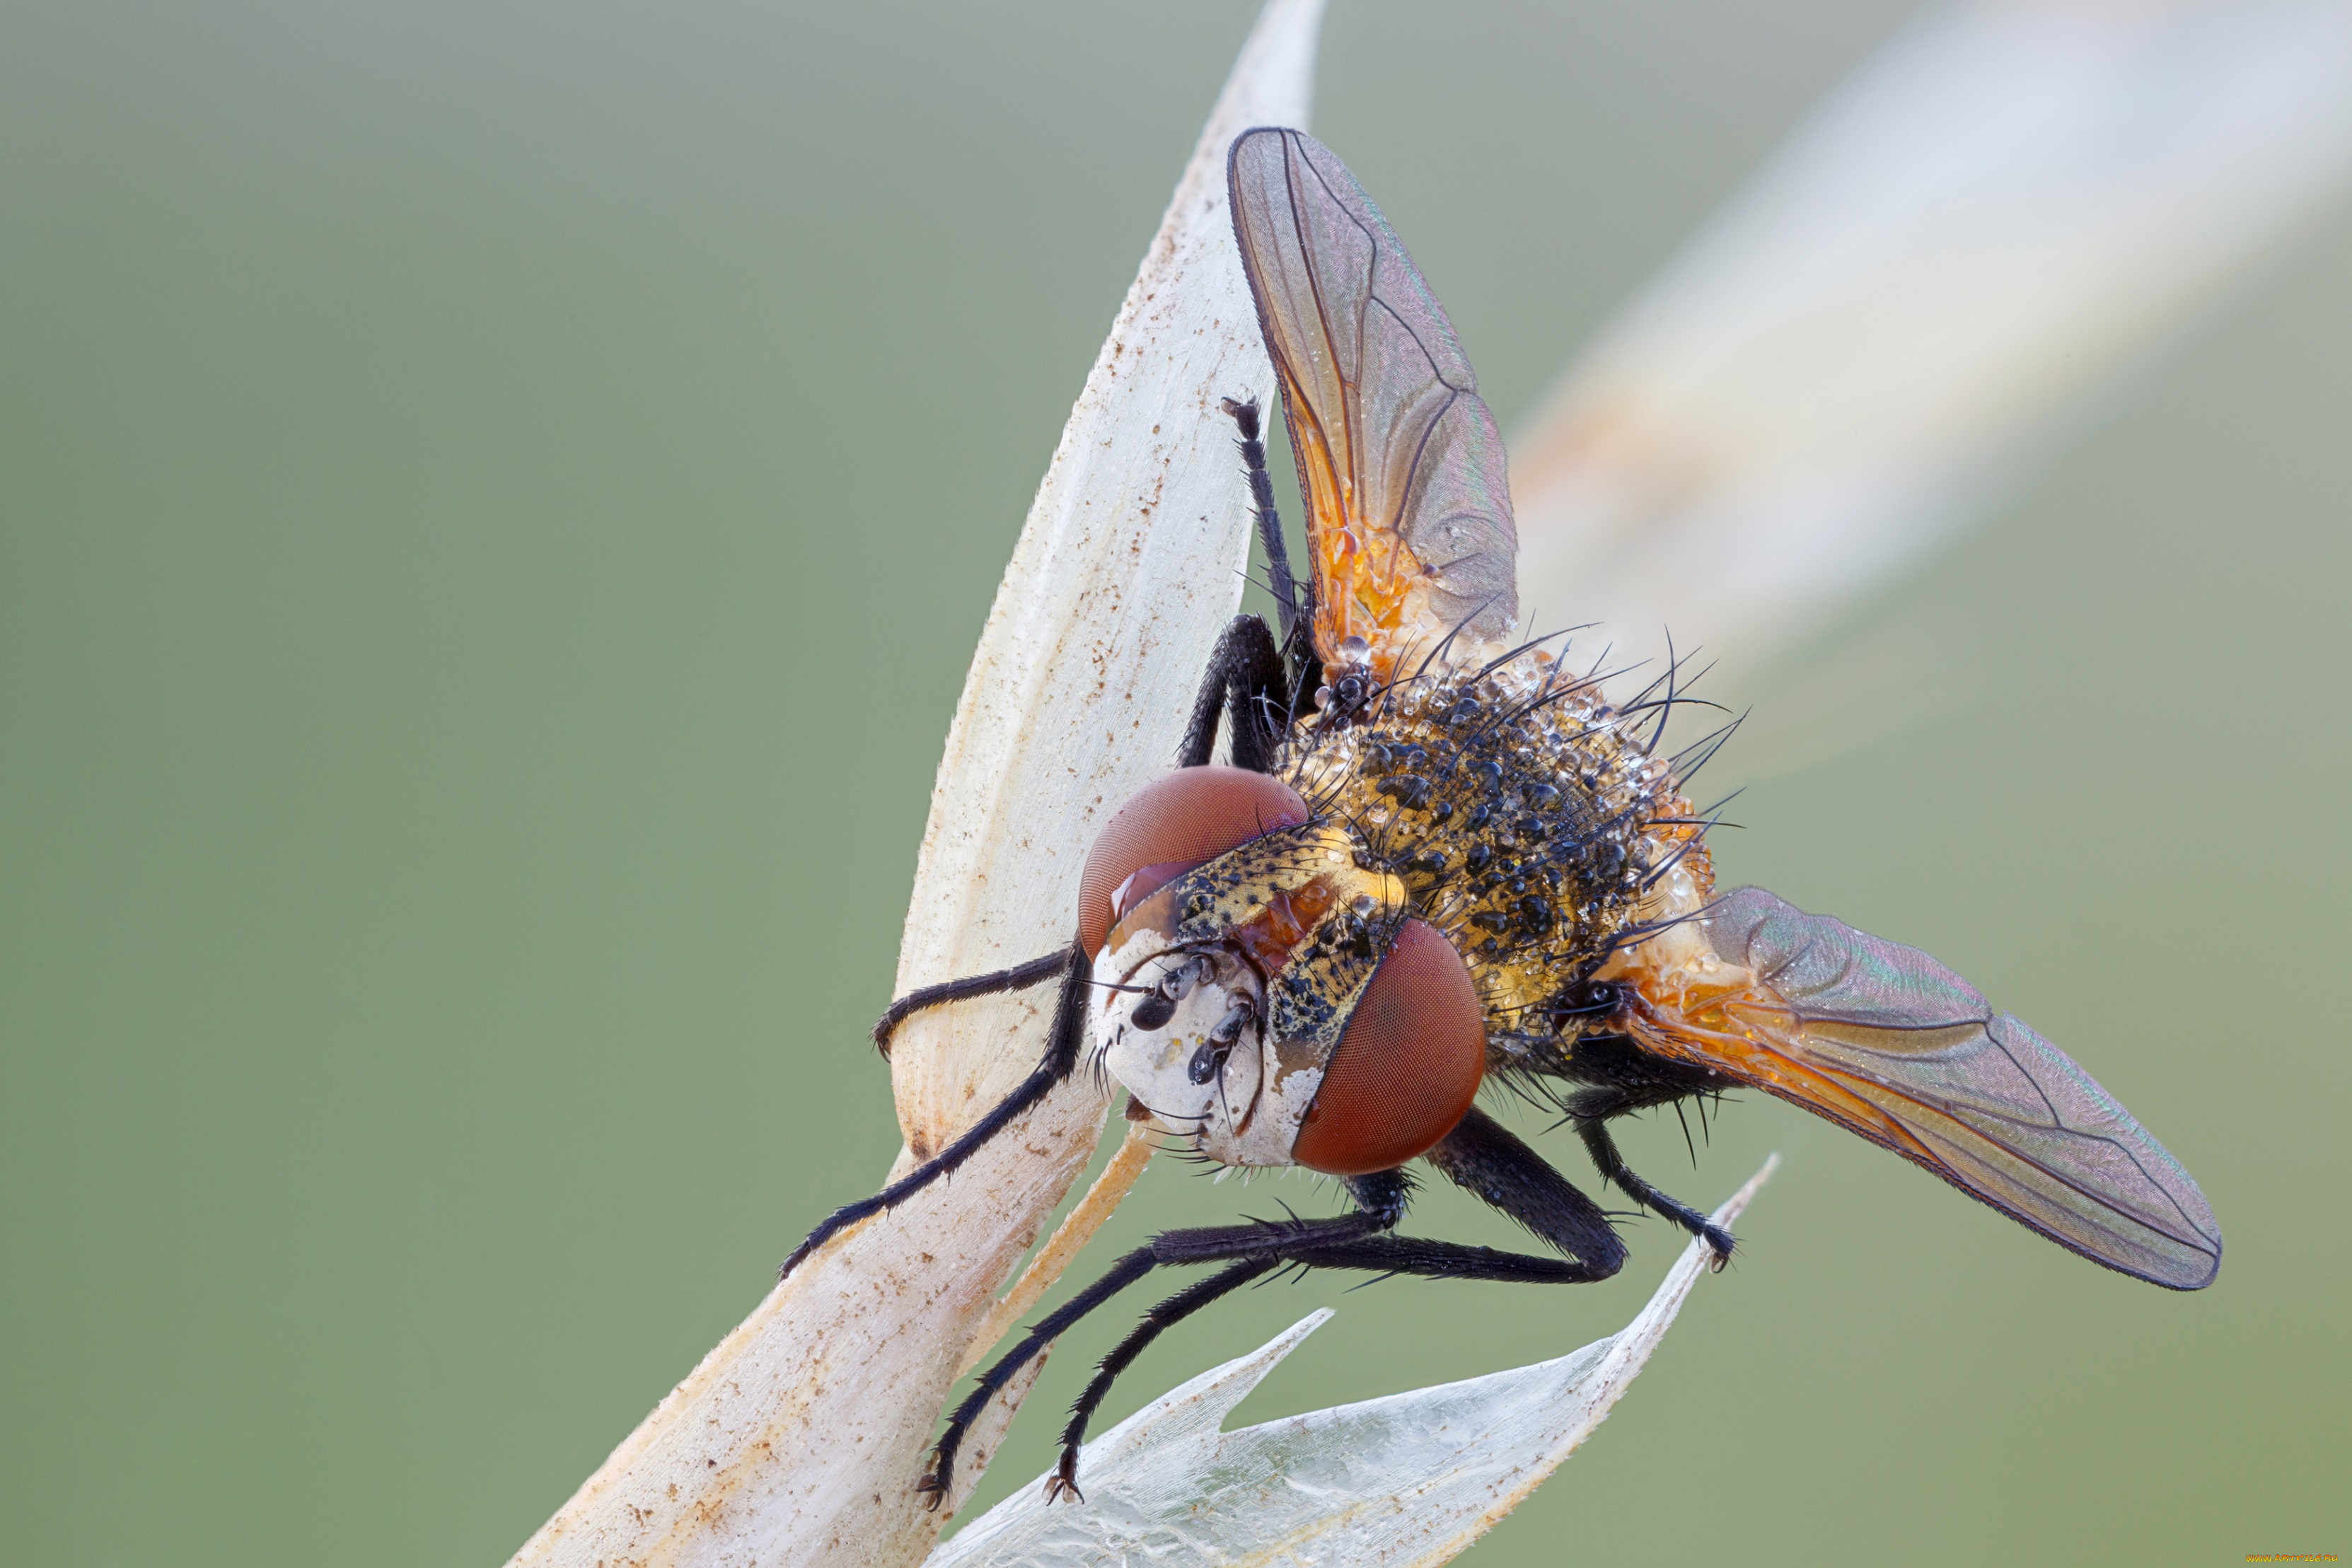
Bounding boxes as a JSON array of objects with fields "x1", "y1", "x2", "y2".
[
  {"x1": 1078, "y1": 767, "x2": 1487, "y2": 1176},
  {"x1": 1093, "y1": 820, "x2": 1393, "y2": 1167},
  {"x1": 1094, "y1": 935, "x2": 1275, "y2": 1163}
]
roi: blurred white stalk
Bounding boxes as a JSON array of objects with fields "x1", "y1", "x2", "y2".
[
  {"x1": 504, "y1": 4, "x2": 1322, "y2": 1564},
  {"x1": 1512, "y1": 0, "x2": 2352, "y2": 748},
  {"x1": 927, "y1": 1160, "x2": 1777, "y2": 1567}
]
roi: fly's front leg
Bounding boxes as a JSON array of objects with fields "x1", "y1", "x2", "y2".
[
  {"x1": 780, "y1": 943, "x2": 1091, "y2": 1279},
  {"x1": 871, "y1": 949, "x2": 1071, "y2": 1057},
  {"x1": 924, "y1": 1185, "x2": 1408, "y2": 1506}
]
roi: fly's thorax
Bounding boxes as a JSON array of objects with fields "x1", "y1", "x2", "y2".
[
  {"x1": 1091, "y1": 820, "x2": 1409, "y2": 1167},
  {"x1": 1280, "y1": 659, "x2": 1715, "y2": 1045}
]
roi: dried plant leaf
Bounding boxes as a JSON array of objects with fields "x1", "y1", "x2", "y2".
[
  {"x1": 1511, "y1": 0, "x2": 2352, "y2": 726},
  {"x1": 958, "y1": 1123, "x2": 1160, "y2": 1381},
  {"x1": 888, "y1": 0, "x2": 1320, "y2": 1154},
  {"x1": 927, "y1": 1158, "x2": 1777, "y2": 1567},
  {"x1": 505, "y1": 6, "x2": 1323, "y2": 1565}
]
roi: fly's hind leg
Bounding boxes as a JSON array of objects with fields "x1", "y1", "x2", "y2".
[
  {"x1": 1569, "y1": 1089, "x2": 1737, "y2": 1260},
  {"x1": 1039, "y1": 1120, "x2": 1634, "y2": 1499},
  {"x1": 1540, "y1": 1026, "x2": 1737, "y2": 1260},
  {"x1": 780, "y1": 943, "x2": 1091, "y2": 1279},
  {"x1": 947, "y1": 1143, "x2": 1632, "y2": 1507},
  {"x1": 1015, "y1": 1186, "x2": 1627, "y2": 1504}
]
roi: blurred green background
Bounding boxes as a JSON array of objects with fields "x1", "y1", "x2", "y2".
[{"x1": 5, "y1": 2, "x2": 2346, "y2": 1563}]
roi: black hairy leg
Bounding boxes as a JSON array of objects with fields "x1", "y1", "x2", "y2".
[
  {"x1": 1222, "y1": 393, "x2": 1322, "y2": 710},
  {"x1": 780, "y1": 944, "x2": 1092, "y2": 1279},
  {"x1": 1178, "y1": 613, "x2": 1291, "y2": 772},
  {"x1": 1423, "y1": 1105, "x2": 1627, "y2": 1279},
  {"x1": 1522, "y1": 1024, "x2": 1737, "y2": 1259},
  {"x1": 1218, "y1": 395, "x2": 1310, "y2": 661},
  {"x1": 1174, "y1": 393, "x2": 1333, "y2": 774},
  {"x1": 1035, "y1": 1170, "x2": 1410, "y2": 1496},
  {"x1": 1568, "y1": 1088, "x2": 1737, "y2": 1259},
  {"x1": 920, "y1": 1190, "x2": 1399, "y2": 1508},
  {"x1": 922, "y1": 1159, "x2": 1626, "y2": 1506},
  {"x1": 1039, "y1": 1132, "x2": 1629, "y2": 1499},
  {"x1": 871, "y1": 949, "x2": 1071, "y2": 1058},
  {"x1": 1043, "y1": 1258, "x2": 1274, "y2": 1502}
]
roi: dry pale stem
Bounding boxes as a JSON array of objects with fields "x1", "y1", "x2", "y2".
[{"x1": 504, "y1": 6, "x2": 1323, "y2": 1565}]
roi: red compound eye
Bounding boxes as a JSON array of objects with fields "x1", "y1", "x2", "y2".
[
  {"x1": 1077, "y1": 766, "x2": 1310, "y2": 956},
  {"x1": 1291, "y1": 919, "x2": 1485, "y2": 1175}
]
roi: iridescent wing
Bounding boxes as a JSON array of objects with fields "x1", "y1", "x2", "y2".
[
  {"x1": 1622, "y1": 887, "x2": 2220, "y2": 1289},
  {"x1": 1227, "y1": 127, "x2": 1517, "y2": 682}
]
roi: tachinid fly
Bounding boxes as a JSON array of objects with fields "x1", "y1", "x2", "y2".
[{"x1": 784, "y1": 126, "x2": 2223, "y2": 1506}]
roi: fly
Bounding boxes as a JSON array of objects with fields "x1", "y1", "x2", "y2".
[{"x1": 782, "y1": 126, "x2": 2223, "y2": 1507}]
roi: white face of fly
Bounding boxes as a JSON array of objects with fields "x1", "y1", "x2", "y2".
[{"x1": 1093, "y1": 924, "x2": 1321, "y2": 1168}]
